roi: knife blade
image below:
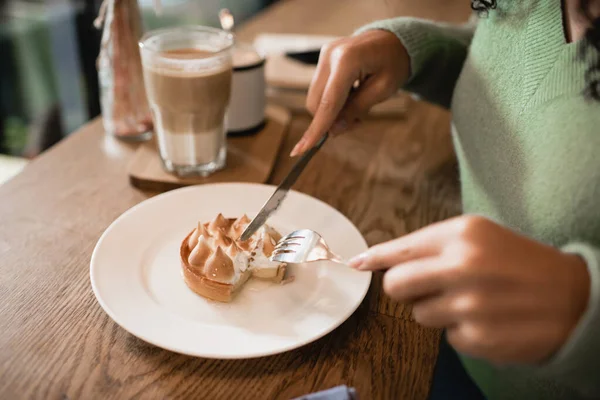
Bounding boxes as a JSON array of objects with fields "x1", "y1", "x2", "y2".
[{"x1": 239, "y1": 133, "x2": 329, "y2": 242}]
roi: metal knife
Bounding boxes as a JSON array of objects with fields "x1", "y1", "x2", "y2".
[{"x1": 239, "y1": 133, "x2": 329, "y2": 241}]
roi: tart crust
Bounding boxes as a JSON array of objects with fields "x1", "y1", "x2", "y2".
[{"x1": 180, "y1": 229, "x2": 251, "y2": 303}]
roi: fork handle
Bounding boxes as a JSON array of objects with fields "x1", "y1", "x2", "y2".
[{"x1": 326, "y1": 250, "x2": 346, "y2": 264}]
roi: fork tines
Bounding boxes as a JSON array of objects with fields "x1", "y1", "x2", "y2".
[{"x1": 273, "y1": 234, "x2": 305, "y2": 256}]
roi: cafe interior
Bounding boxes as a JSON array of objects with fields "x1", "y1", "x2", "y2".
[{"x1": 3, "y1": 0, "x2": 598, "y2": 399}]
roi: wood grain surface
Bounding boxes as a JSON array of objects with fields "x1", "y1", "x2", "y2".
[{"x1": 0, "y1": 0, "x2": 469, "y2": 399}]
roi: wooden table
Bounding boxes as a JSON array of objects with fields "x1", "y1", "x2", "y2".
[{"x1": 0, "y1": 1, "x2": 469, "y2": 398}]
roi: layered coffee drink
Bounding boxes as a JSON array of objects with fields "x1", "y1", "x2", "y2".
[{"x1": 140, "y1": 27, "x2": 234, "y2": 176}]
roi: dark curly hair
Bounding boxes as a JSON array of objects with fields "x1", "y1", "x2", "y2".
[{"x1": 471, "y1": 0, "x2": 600, "y2": 101}]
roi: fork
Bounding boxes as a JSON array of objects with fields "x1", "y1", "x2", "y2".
[{"x1": 270, "y1": 229, "x2": 345, "y2": 264}]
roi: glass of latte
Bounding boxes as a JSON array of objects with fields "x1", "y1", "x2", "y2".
[{"x1": 140, "y1": 26, "x2": 234, "y2": 176}]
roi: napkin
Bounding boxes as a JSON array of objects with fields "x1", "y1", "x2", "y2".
[{"x1": 292, "y1": 385, "x2": 358, "y2": 400}]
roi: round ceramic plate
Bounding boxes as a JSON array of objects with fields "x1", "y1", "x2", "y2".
[{"x1": 90, "y1": 183, "x2": 371, "y2": 359}]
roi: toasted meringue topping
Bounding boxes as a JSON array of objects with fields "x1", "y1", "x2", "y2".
[
  {"x1": 261, "y1": 231, "x2": 277, "y2": 257},
  {"x1": 226, "y1": 241, "x2": 240, "y2": 257},
  {"x1": 236, "y1": 237, "x2": 254, "y2": 252},
  {"x1": 199, "y1": 223, "x2": 209, "y2": 237},
  {"x1": 213, "y1": 229, "x2": 233, "y2": 248},
  {"x1": 228, "y1": 242, "x2": 249, "y2": 273},
  {"x1": 187, "y1": 221, "x2": 208, "y2": 249},
  {"x1": 264, "y1": 225, "x2": 282, "y2": 243},
  {"x1": 246, "y1": 226, "x2": 285, "y2": 270},
  {"x1": 188, "y1": 235, "x2": 212, "y2": 267},
  {"x1": 208, "y1": 213, "x2": 230, "y2": 235},
  {"x1": 229, "y1": 214, "x2": 251, "y2": 239},
  {"x1": 203, "y1": 246, "x2": 236, "y2": 284}
]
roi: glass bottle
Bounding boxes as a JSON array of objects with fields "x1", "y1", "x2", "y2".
[{"x1": 95, "y1": 0, "x2": 152, "y2": 141}]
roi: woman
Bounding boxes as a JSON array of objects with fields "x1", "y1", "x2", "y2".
[{"x1": 291, "y1": 1, "x2": 600, "y2": 399}]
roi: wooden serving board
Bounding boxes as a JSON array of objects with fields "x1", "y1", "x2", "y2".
[{"x1": 128, "y1": 104, "x2": 290, "y2": 192}]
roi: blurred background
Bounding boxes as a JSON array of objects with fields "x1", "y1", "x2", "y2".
[
  {"x1": 0, "y1": 0, "x2": 276, "y2": 170},
  {"x1": 0, "y1": 0, "x2": 465, "y2": 184}
]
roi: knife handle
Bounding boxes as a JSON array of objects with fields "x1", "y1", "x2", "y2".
[
  {"x1": 314, "y1": 132, "x2": 329, "y2": 149},
  {"x1": 281, "y1": 133, "x2": 329, "y2": 187}
]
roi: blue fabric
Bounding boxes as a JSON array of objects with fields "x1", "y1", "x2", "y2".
[
  {"x1": 428, "y1": 333, "x2": 486, "y2": 400},
  {"x1": 293, "y1": 385, "x2": 358, "y2": 400}
]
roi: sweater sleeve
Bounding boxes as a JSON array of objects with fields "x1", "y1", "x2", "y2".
[
  {"x1": 354, "y1": 16, "x2": 476, "y2": 109},
  {"x1": 535, "y1": 242, "x2": 600, "y2": 397}
]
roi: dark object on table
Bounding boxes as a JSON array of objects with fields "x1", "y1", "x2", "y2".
[
  {"x1": 23, "y1": 104, "x2": 63, "y2": 158},
  {"x1": 227, "y1": 120, "x2": 266, "y2": 137},
  {"x1": 285, "y1": 48, "x2": 321, "y2": 65},
  {"x1": 292, "y1": 385, "x2": 358, "y2": 400},
  {"x1": 427, "y1": 333, "x2": 486, "y2": 400},
  {"x1": 75, "y1": 0, "x2": 102, "y2": 119}
]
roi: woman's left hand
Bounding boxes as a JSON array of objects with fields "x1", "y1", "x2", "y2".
[{"x1": 350, "y1": 215, "x2": 590, "y2": 365}]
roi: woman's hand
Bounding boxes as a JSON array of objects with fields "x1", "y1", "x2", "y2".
[
  {"x1": 350, "y1": 215, "x2": 591, "y2": 365},
  {"x1": 290, "y1": 30, "x2": 411, "y2": 156}
]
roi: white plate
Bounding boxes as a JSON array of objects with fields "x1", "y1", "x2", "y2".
[{"x1": 90, "y1": 183, "x2": 371, "y2": 359}]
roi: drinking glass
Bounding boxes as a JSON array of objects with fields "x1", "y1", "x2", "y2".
[{"x1": 140, "y1": 26, "x2": 234, "y2": 176}]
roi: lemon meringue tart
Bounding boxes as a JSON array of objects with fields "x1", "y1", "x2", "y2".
[{"x1": 180, "y1": 214, "x2": 288, "y2": 302}]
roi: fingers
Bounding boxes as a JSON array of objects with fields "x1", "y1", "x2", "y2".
[
  {"x1": 306, "y1": 46, "x2": 332, "y2": 116},
  {"x1": 445, "y1": 322, "x2": 509, "y2": 364},
  {"x1": 348, "y1": 238, "x2": 430, "y2": 271},
  {"x1": 382, "y1": 258, "x2": 455, "y2": 302},
  {"x1": 292, "y1": 30, "x2": 410, "y2": 157},
  {"x1": 291, "y1": 58, "x2": 358, "y2": 156},
  {"x1": 349, "y1": 217, "x2": 476, "y2": 271},
  {"x1": 411, "y1": 294, "x2": 457, "y2": 328},
  {"x1": 410, "y1": 290, "x2": 500, "y2": 329},
  {"x1": 349, "y1": 224, "x2": 451, "y2": 271}
]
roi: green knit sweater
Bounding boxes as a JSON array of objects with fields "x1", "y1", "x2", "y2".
[{"x1": 357, "y1": 1, "x2": 600, "y2": 399}]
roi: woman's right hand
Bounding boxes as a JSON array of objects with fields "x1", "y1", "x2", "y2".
[{"x1": 290, "y1": 29, "x2": 411, "y2": 156}]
